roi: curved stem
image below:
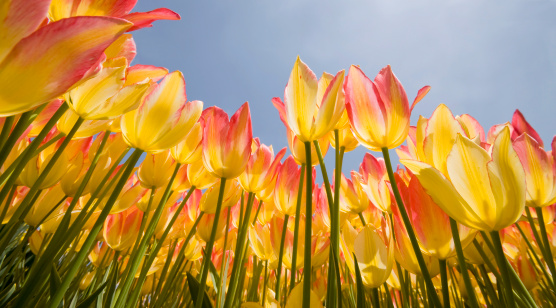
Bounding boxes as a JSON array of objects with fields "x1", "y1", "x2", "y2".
[{"x1": 381, "y1": 147, "x2": 442, "y2": 308}]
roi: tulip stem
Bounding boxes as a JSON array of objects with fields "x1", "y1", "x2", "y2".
[
  {"x1": 262, "y1": 260, "x2": 268, "y2": 306},
  {"x1": 0, "y1": 115, "x2": 14, "y2": 151},
  {"x1": 490, "y1": 230, "x2": 516, "y2": 308},
  {"x1": 439, "y1": 259, "x2": 450, "y2": 308},
  {"x1": 194, "y1": 177, "x2": 227, "y2": 308},
  {"x1": 275, "y1": 214, "x2": 289, "y2": 300},
  {"x1": 534, "y1": 207, "x2": 556, "y2": 290},
  {"x1": 449, "y1": 218, "x2": 479, "y2": 308},
  {"x1": 45, "y1": 148, "x2": 143, "y2": 308},
  {"x1": 0, "y1": 110, "x2": 32, "y2": 168},
  {"x1": 303, "y1": 141, "x2": 313, "y2": 308},
  {"x1": 371, "y1": 287, "x2": 380, "y2": 308},
  {"x1": 381, "y1": 147, "x2": 442, "y2": 308},
  {"x1": 289, "y1": 163, "x2": 305, "y2": 292}
]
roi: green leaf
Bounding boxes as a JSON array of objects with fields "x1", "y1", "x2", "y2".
[
  {"x1": 76, "y1": 281, "x2": 108, "y2": 308},
  {"x1": 353, "y1": 253, "x2": 366, "y2": 308},
  {"x1": 186, "y1": 272, "x2": 213, "y2": 308},
  {"x1": 50, "y1": 263, "x2": 62, "y2": 300}
]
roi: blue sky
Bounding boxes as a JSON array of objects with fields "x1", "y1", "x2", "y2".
[{"x1": 132, "y1": 0, "x2": 556, "y2": 174}]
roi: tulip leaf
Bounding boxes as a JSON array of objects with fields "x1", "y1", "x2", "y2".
[
  {"x1": 353, "y1": 253, "x2": 367, "y2": 308},
  {"x1": 50, "y1": 264, "x2": 62, "y2": 300},
  {"x1": 0, "y1": 284, "x2": 17, "y2": 307},
  {"x1": 75, "y1": 281, "x2": 108, "y2": 308},
  {"x1": 186, "y1": 272, "x2": 214, "y2": 308}
]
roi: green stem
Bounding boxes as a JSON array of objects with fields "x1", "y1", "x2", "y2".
[
  {"x1": 450, "y1": 218, "x2": 479, "y2": 308},
  {"x1": 303, "y1": 141, "x2": 313, "y2": 308},
  {"x1": 0, "y1": 116, "x2": 14, "y2": 150},
  {"x1": 490, "y1": 230, "x2": 516, "y2": 308},
  {"x1": 275, "y1": 214, "x2": 289, "y2": 300},
  {"x1": 289, "y1": 163, "x2": 305, "y2": 292},
  {"x1": 535, "y1": 207, "x2": 556, "y2": 289},
  {"x1": 0, "y1": 110, "x2": 32, "y2": 168},
  {"x1": 439, "y1": 259, "x2": 450, "y2": 308},
  {"x1": 371, "y1": 287, "x2": 380, "y2": 308},
  {"x1": 118, "y1": 164, "x2": 181, "y2": 308},
  {"x1": 381, "y1": 147, "x2": 442, "y2": 308},
  {"x1": 262, "y1": 260, "x2": 268, "y2": 306},
  {"x1": 44, "y1": 149, "x2": 143, "y2": 308},
  {"x1": 194, "y1": 177, "x2": 227, "y2": 308}
]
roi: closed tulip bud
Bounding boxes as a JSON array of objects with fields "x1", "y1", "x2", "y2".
[
  {"x1": 79, "y1": 271, "x2": 96, "y2": 290},
  {"x1": 121, "y1": 71, "x2": 203, "y2": 152},
  {"x1": 172, "y1": 164, "x2": 192, "y2": 192},
  {"x1": 88, "y1": 242, "x2": 115, "y2": 267},
  {"x1": 341, "y1": 220, "x2": 394, "y2": 288},
  {"x1": 328, "y1": 124, "x2": 359, "y2": 153},
  {"x1": 24, "y1": 185, "x2": 66, "y2": 227},
  {"x1": 57, "y1": 108, "x2": 112, "y2": 139},
  {"x1": 101, "y1": 175, "x2": 147, "y2": 213},
  {"x1": 270, "y1": 216, "x2": 304, "y2": 270},
  {"x1": 60, "y1": 137, "x2": 93, "y2": 196},
  {"x1": 201, "y1": 103, "x2": 253, "y2": 179},
  {"x1": 403, "y1": 126, "x2": 526, "y2": 231},
  {"x1": 187, "y1": 158, "x2": 219, "y2": 190},
  {"x1": 29, "y1": 230, "x2": 47, "y2": 256},
  {"x1": 274, "y1": 156, "x2": 312, "y2": 216},
  {"x1": 513, "y1": 133, "x2": 556, "y2": 208},
  {"x1": 65, "y1": 57, "x2": 151, "y2": 120},
  {"x1": 103, "y1": 205, "x2": 142, "y2": 251},
  {"x1": 171, "y1": 121, "x2": 203, "y2": 164},
  {"x1": 311, "y1": 232, "x2": 330, "y2": 268},
  {"x1": 19, "y1": 137, "x2": 70, "y2": 189},
  {"x1": 359, "y1": 153, "x2": 391, "y2": 213},
  {"x1": 344, "y1": 64, "x2": 430, "y2": 151},
  {"x1": 249, "y1": 222, "x2": 274, "y2": 261},
  {"x1": 138, "y1": 150, "x2": 177, "y2": 188},
  {"x1": 239, "y1": 138, "x2": 286, "y2": 193},
  {"x1": 197, "y1": 209, "x2": 228, "y2": 243},
  {"x1": 395, "y1": 171, "x2": 476, "y2": 260},
  {"x1": 392, "y1": 203, "x2": 440, "y2": 277},
  {"x1": 286, "y1": 127, "x2": 329, "y2": 166},
  {"x1": 180, "y1": 236, "x2": 203, "y2": 261},
  {"x1": 273, "y1": 57, "x2": 345, "y2": 143},
  {"x1": 41, "y1": 209, "x2": 101, "y2": 234},
  {"x1": 200, "y1": 179, "x2": 241, "y2": 214},
  {"x1": 340, "y1": 171, "x2": 370, "y2": 214}
]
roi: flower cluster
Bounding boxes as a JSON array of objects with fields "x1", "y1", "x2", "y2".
[{"x1": 0, "y1": 1, "x2": 555, "y2": 308}]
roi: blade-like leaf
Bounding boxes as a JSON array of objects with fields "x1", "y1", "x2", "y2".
[
  {"x1": 50, "y1": 264, "x2": 62, "y2": 300},
  {"x1": 76, "y1": 281, "x2": 108, "y2": 308},
  {"x1": 186, "y1": 272, "x2": 214, "y2": 308}
]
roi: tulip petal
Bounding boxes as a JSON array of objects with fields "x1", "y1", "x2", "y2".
[
  {"x1": 0, "y1": 0, "x2": 50, "y2": 62},
  {"x1": 125, "y1": 64, "x2": 168, "y2": 86},
  {"x1": 410, "y1": 85, "x2": 430, "y2": 112},
  {"x1": 512, "y1": 110, "x2": 543, "y2": 146},
  {"x1": 0, "y1": 16, "x2": 132, "y2": 116},
  {"x1": 313, "y1": 70, "x2": 345, "y2": 139},
  {"x1": 124, "y1": 8, "x2": 180, "y2": 32},
  {"x1": 284, "y1": 56, "x2": 318, "y2": 142}
]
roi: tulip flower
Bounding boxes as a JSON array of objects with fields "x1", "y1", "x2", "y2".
[
  {"x1": 286, "y1": 127, "x2": 329, "y2": 166},
  {"x1": 121, "y1": 71, "x2": 203, "y2": 153},
  {"x1": 403, "y1": 126, "x2": 526, "y2": 232},
  {"x1": 18, "y1": 137, "x2": 70, "y2": 189},
  {"x1": 187, "y1": 159, "x2": 219, "y2": 190},
  {"x1": 103, "y1": 205, "x2": 143, "y2": 251},
  {"x1": 88, "y1": 242, "x2": 115, "y2": 268},
  {"x1": 171, "y1": 121, "x2": 203, "y2": 165},
  {"x1": 274, "y1": 156, "x2": 311, "y2": 217},
  {"x1": 339, "y1": 171, "x2": 371, "y2": 214},
  {"x1": 172, "y1": 164, "x2": 192, "y2": 192},
  {"x1": 239, "y1": 138, "x2": 286, "y2": 193},
  {"x1": 64, "y1": 57, "x2": 151, "y2": 120},
  {"x1": 0, "y1": 0, "x2": 133, "y2": 116},
  {"x1": 358, "y1": 153, "x2": 391, "y2": 213},
  {"x1": 138, "y1": 150, "x2": 177, "y2": 188},
  {"x1": 199, "y1": 179, "x2": 241, "y2": 214},
  {"x1": 48, "y1": 0, "x2": 180, "y2": 31},
  {"x1": 286, "y1": 283, "x2": 323, "y2": 308},
  {"x1": 197, "y1": 210, "x2": 228, "y2": 243},
  {"x1": 201, "y1": 103, "x2": 253, "y2": 179},
  {"x1": 136, "y1": 189, "x2": 180, "y2": 212},
  {"x1": 249, "y1": 222, "x2": 275, "y2": 262},
  {"x1": 344, "y1": 64, "x2": 430, "y2": 151},
  {"x1": 272, "y1": 57, "x2": 345, "y2": 143},
  {"x1": 341, "y1": 221, "x2": 394, "y2": 288},
  {"x1": 24, "y1": 185, "x2": 66, "y2": 227}
]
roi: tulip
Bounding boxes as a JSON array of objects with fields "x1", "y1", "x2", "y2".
[
  {"x1": 201, "y1": 103, "x2": 253, "y2": 179},
  {"x1": 171, "y1": 121, "x2": 203, "y2": 165},
  {"x1": 24, "y1": 185, "x2": 66, "y2": 227},
  {"x1": 339, "y1": 171, "x2": 371, "y2": 214},
  {"x1": 121, "y1": 71, "x2": 203, "y2": 153},
  {"x1": 249, "y1": 222, "x2": 275, "y2": 261},
  {"x1": 88, "y1": 242, "x2": 115, "y2": 268},
  {"x1": 199, "y1": 179, "x2": 241, "y2": 214},
  {"x1": 100, "y1": 175, "x2": 147, "y2": 214},
  {"x1": 403, "y1": 126, "x2": 526, "y2": 232},
  {"x1": 172, "y1": 164, "x2": 192, "y2": 192},
  {"x1": 197, "y1": 210, "x2": 228, "y2": 243},
  {"x1": 344, "y1": 64, "x2": 430, "y2": 151},
  {"x1": 187, "y1": 159, "x2": 219, "y2": 190},
  {"x1": 103, "y1": 205, "x2": 142, "y2": 251},
  {"x1": 64, "y1": 57, "x2": 151, "y2": 120},
  {"x1": 285, "y1": 283, "x2": 323, "y2": 308},
  {"x1": 286, "y1": 127, "x2": 329, "y2": 166},
  {"x1": 136, "y1": 189, "x2": 180, "y2": 212},
  {"x1": 138, "y1": 150, "x2": 177, "y2": 188},
  {"x1": 270, "y1": 216, "x2": 304, "y2": 270},
  {"x1": 79, "y1": 271, "x2": 96, "y2": 291},
  {"x1": 57, "y1": 108, "x2": 111, "y2": 139},
  {"x1": 0, "y1": 0, "x2": 133, "y2": 116},
  {"x1": 328, "y1": 125, "x2": 359, "y2": 153},
  {"x1": 239, "y1": 138, "x2": 286, "y2": 193},
  {"x1": 358, "y1": 153, "x2": 391, "y2": 213},
  {"x1": 274, "y1": 156, "x2": 314, "y2": 217},
  {"x1": 272, "y1": 57, "x2": 345, "y2": 143},
  {"x1": 18, "y1": 137, "x2": 70, "y2": 189}
]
